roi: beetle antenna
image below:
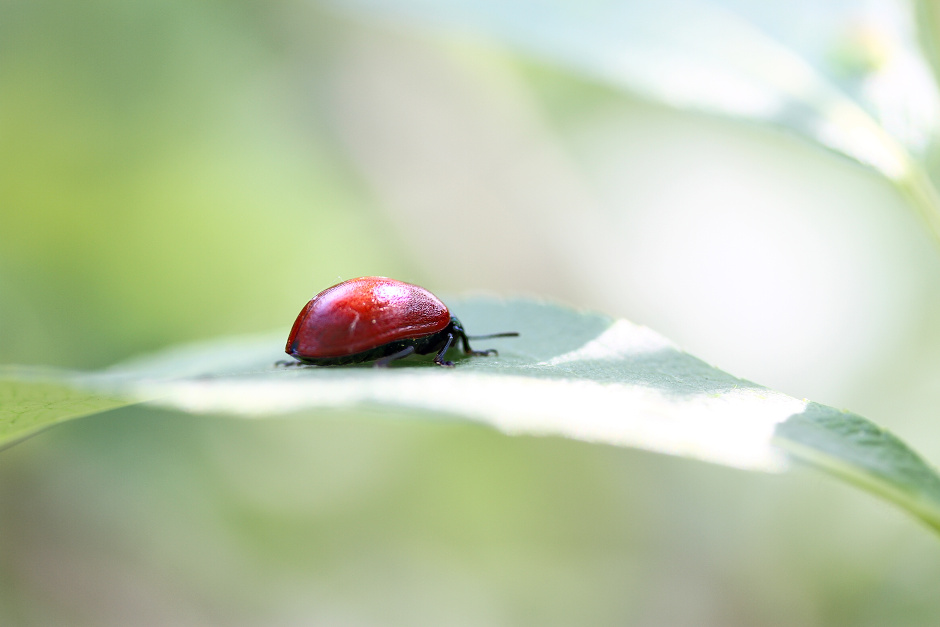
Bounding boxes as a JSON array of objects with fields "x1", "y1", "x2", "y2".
[{"x1": 465, "y1": 332, "x2": 519, "y2": 340}]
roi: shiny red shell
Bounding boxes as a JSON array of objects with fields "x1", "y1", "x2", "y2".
[{"x1": 286, "y1": 277, "x2": 451, "y2": 359}]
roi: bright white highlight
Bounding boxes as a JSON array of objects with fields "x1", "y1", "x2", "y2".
[
  {"x1": 541, "y1": 319, "x2": 676, "y2": 366},
  {"x1": 134, "y1": 372, "x2": 803, "y2": 473}
]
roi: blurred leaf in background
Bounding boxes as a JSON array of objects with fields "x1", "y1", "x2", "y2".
[{"x1": 3, "y1": 0, "x2": 940, "y2": 625}]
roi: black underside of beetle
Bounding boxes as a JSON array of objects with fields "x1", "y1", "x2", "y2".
[{"x1": 290, "y1": 317, "x2": 495, "y2": 367}]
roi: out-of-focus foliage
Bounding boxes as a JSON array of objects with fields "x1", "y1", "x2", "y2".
[
  {"x1": 0, "y1": 0, "x2": 406, "y2": 369},
  {"x1": 4, "y1": 0, "x2": 940, "y2": 625}
]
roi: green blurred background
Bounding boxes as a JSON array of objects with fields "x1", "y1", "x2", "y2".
[{"x1": 3, "y1": 1, "x2": 940, "y2": 625}]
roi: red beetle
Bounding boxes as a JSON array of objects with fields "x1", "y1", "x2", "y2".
[{"x1": 285, "y1": 277, "x2": 518, "y2": 367}]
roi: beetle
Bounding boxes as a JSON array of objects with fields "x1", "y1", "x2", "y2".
[{"x1": 285, "y1": 276, "x2": 518, "y2": 367}]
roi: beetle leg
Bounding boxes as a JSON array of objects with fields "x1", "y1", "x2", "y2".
[
  {"x1": 471, "y1": 348, "x2": 498, "y2": 356},
  {"x1": 434, "y1": 333, "x2": 456, "y2": 367},
  {"x1": 374, "y1": 345, "x2": 415, "y2": 368},
  {"x1": 457, "y1": 331, "x2": 497, "y2": 357}
]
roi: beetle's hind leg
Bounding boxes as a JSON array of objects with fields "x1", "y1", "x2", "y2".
[{"x1": 373, "y1": 345, "x2": 416, "y2": 368}]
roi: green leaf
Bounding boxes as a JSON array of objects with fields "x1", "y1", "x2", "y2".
[
  {"x1": 0, "y1": 367, "x2": 133, "y2": 450},
  {"x1": 775, "y1": 404, "x2": 940, "y2": 533},
  {"x1": 328, "y1": 0, "x2": 940, "y2": 245},
  {"x1": 2, "y1": 298, "x2": 939, "y2": 533}
]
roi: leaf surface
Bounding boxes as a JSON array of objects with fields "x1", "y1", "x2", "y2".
[{"x1": 2, "y1": 298, "x2": 938, "y2": 531}]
